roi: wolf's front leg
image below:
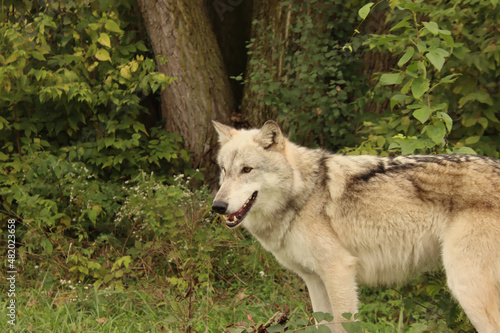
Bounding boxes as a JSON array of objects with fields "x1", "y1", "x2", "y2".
[
  {"x1": 320, "y1": 259, "x2": 359, "y2": 333},
  {"x1": 301, "y1": 272, "x2": 332, "y2": 316}
]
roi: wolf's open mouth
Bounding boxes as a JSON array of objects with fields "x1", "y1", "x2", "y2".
[{"x1": 226, "y1": 191, "x2": 258, "y2": 228}]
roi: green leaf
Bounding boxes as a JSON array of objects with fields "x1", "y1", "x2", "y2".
[
  {"x1": 120, "y1": 256, "x2": 132, "y2": 269},
  {"x1": 103, "y1": 274, "x2": 113, "y2": 284},
  {"x1": 459, "y1": 91, "x2": 493, "y2": 108},
  {"x1": 477, "y1": 117, "x2": 488, "y2": 129},
  {"x1": 32, "y1": 50, "x2": 46, "y2": 61},
  {"x1": 379, "y1": 73, "x2": 402, "y2": 86},
  {"x1": 401, "y1": 79, "x2": 412, "y2": 94},
  {"x1": 104, "y1": 137, "x2": 115, "y2": 147},
  {"x1": 432, "y1": 103, "x2": 448, "y2": 111},
  {"x1": 465, "y1": 136, "x2": 481, "y2": 144},
  {"x1": 120, "y1": 66, "x2": 132, "y2": 79},
  {"x1": 105, "y1": 19, "x2": 123, "y2": 34},
  {"x1": 136, "y1": 42, "x2": 149, "y2": 52},
  {"x1": 88, "y1": 23, "x2": 101, "y2": 31},
  {"x1": 390, "y1": 93, "x2": 409, "y2": 109},
  {"x1": 425, "y1": 121, "x2": 446, "y2": 144},
  {"x1": 95, "y1": 48, "x2": 111, "y2": 62},
  {"x1": 78, "y1": 266, "x2": 89, "y2": 274},
  {"x1": 422, "y1": 21, "x2": 439, "y2": 35},
  {"x1": 266, "y1": 325, "x2": 285, "y2": 333},
  {"x1": 391, "y1": 137, "x2": 425, "y2": 155},
  {"x1": 87, "y1": 209, "x2": 98, "y2": 224},
  {"x1": 97, "y1": 33, "x2": 111, "y2": 48},
  {"x1": 390, "y1": 17, "x2": 410, "y2": 31},
  {"x1": 436, "y1": 112, "x2": 453, "y2": 132},
  {"x1": 313, "y1": 312, "x2": 335, "y2": 322},
  {"x1": 398, "y1": 47, "x2": 414, "y2": 67},
  {"x1": 63, "y1": 69, "x2": 79, "y2": 82},
  {"x1": 341, "y1": 321, "x2": 364, "y2": 333},
  {"x1": 358, "y1": 3, "x2": 374, "y2": 20},
  {"x1": 317, "y1": 326, "x2": 332, "y2": 333},
  {"x1": 453, "y1": 147, "x2": 477, "y2": 155},
  {"x1": 42, "y1": 238, "x2": 53, "y2": 255},
  {"x1": 440, "y1": 32, "x2": 454, "y2": 47},
  {"x1": 426, "y1": 48, "x2": 449, "y2": 71},
  {"x1": 462, "y1": 116, "x2": 477, "y2": 127},
  {"x1": 411, "y1": 77, "x2": 430, "y2": 99},
  {"x1": 484, "y1": 109, "x2": 500, "y2": 122},
  {"x1": 439, "y1": 73, "x2": 460, "y2": 83},
  {"x1": 342, "y1": 313, "x2": 352, "y2": 320},
  {"x1": 416, "y1": 40, "x2": 427, "y2": 54},
  {"x1": 475, "y1": 90, "x2": 493, "y2": 105},
  {"x1": 376, "y1": 136, "x2": 386, "y2": 147},
  {"x1": 413, "y1": 106, "x2": 433, "y2": 124}
]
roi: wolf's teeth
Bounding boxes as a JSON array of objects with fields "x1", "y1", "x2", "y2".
[{"x1": 224, "y1": 192, "x2": 257, "y2": 228}]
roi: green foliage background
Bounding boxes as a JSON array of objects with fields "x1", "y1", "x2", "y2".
[
  {"x1": 0, "y1": 0, "x2": 498, "y2": 332},
  {"x1": 248, "y1": 0, "x2": 499, "y2": 158},
  {"x1": 0, "y1": 0, "x2": 194, "y2": 289}
]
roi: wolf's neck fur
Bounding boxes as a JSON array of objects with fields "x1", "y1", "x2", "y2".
[{"x1": 248, "y1": 141, "x2": 332, "y2": 250}]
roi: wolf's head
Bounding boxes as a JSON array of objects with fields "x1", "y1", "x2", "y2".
[{"x1": 211, "y1": 121, "x2": 294, "y2": 233}]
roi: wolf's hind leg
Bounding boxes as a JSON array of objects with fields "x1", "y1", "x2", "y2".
[{"x1": 442, "y1": 211, "x2": 500, "y2": 333}]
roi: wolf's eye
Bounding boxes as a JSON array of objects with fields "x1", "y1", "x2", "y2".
[{"x1": 241, "y1": 167, "x2": 253, "y2": 174}]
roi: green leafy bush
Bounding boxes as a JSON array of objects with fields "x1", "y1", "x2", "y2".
[
  {"x1": 246, "y1": 0, "x2": 368, "y2": 150},
  {"x1": 246, "y1": 0, "x2": 499, "y2": 157},
  {"x1": 0, "y1": 0, "x2": 193, "y2": 289},
  {"x1": 0, "y1": 0, "x2": 181, "y2": 179},
  {"x1": 348, "y1": 0, "x2": 500, "y2": 156}
]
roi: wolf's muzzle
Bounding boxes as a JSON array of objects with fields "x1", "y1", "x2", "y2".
[{"x1": 212, "y1": 201, "x2": 228, "y2": 214}]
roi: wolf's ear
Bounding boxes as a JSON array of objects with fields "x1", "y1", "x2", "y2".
[
  {"x1": 212, "y1": 121, "x2": 237, "y2": 145},
  {"x1": 255, "y1": 120, "x2": 284, "y2": 151}
]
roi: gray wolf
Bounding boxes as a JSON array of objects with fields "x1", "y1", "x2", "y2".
[{"x1": 211, "y1": 120, "x2": 500, "y2": 333}]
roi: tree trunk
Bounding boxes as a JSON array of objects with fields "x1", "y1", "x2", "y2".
[
  {"x1": 361, "y1": 4, "x2": 397, "y2": 114},
  {"x1": 207, "y1": 0, "x2": 253, "y2": 113},
  {"x1": 241, "y1": 0, "x2": 292, "y2": 127},
  {"x1": 137, "y1": 0, "x2": 234, "y2": 177}
]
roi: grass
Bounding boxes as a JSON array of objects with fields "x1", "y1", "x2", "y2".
[
  {"x1": 4, "y1": 280, "x2": 183, "y2": 332},
  {"x1": 1, "y1": 250, "x2": 312, "y2": 333},
  {"x1": 5, "y1": 288, "x2": 172, "y2": 332},
  {"x1": 1, "y1": 261, "x2": 476, "y2": 333}
]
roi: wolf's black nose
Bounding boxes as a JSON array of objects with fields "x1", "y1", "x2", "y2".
[{"x1": 212, "y1": 201, "x2": 228, "y2": 214}]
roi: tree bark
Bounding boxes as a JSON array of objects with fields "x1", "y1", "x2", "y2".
[
  {"x1": 241, "y1": 0, "x2": 292, "y2": 127},
  {"x1": 137, "y1": 0, "x2": 234, "y2": 176},
  {"x1": 207, "y1": 0, "x2": 253, "y2": 111},
  {"x1": 361, "y1": 4, "x2": 397, "y2": 114}
]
